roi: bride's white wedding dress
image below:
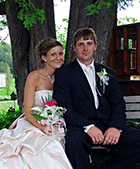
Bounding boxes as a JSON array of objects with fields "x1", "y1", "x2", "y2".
[{"x1": 0, "y1": 90, "x2": 72, "y2": 169}]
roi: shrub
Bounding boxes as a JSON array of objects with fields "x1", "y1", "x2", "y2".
[
  {"x1": 127, "y1": 119, "x2": 140, "y2": 129},
  {"x1": 0, "y1": 107, "x2": 21, "y2": 129}
]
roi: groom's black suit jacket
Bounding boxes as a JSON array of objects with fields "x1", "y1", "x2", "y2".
[{"x1": 53, "y1": 59, "x2": 126, "y2": 132}]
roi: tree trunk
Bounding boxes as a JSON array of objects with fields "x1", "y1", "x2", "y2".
[
  {"x1": 29, "y1": 0, "x2": 56, "y2": 72},
  {"x1": 6, "y1": 0, "x2": 56, "y2": 112},
  {"x1": 65, "y1": 0, "x2": 116, "y2": 65},
  {"x1": 2, "y1": 0, "x2": 116, "y2": 111}
]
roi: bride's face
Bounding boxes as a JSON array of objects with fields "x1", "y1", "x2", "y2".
[{"x1": 45, "y1": 46, "x2": 64, "y2": 69}]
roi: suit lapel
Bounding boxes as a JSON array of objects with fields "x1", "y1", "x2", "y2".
[
  {"x1": 71, "y1": 60, "x2": 94, "y2": 102},
  {"x1": 95, "y1": 62, "x2": 103, "y2": 96},
  {"x1": 70, "y1": 60, "x2": 105, "y2": 103}
]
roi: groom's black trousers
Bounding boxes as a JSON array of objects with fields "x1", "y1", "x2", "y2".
[{"x1": 65, "y1": 126, "x2": 140, "y2": 169}]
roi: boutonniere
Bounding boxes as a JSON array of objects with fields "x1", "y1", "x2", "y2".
[{"x1": 97, "y1": 68, "x2": 113, "y2": 93}]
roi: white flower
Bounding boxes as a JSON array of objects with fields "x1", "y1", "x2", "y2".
[
  {"x1": 101, "y1": 68, "x2": 107, "y2": 76},
  {"x1": 31, "y1": 107, "x2": 43, "y2": 114},
  {"x1": 41, "y1": 106, "x2": 55, "y2": 118},
  {"x1": 31, "y1": 98, "x2": 67, "y2": 136},
  {"x1": 97, "y1": 68, "x2": 111, "y2": 93}
]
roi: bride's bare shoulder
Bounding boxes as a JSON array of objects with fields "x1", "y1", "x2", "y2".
[{"x1": 27, "y1": 69, "x2": 42, "y2": 81}]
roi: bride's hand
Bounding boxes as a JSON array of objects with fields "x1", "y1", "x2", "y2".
[{"x1": 43, "y1": 125, "x2": 53, "y2": 136}]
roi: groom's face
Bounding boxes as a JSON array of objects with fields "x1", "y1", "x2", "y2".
[{"x1": 73, "y1": 37, "x2": 97, "y2": 66}]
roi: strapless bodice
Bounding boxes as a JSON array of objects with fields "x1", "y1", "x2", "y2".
[{"x1": 34, "y1": 90, "x2": 53, "y2": 109}]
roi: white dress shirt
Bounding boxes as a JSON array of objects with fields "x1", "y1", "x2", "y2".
[
  {"x1": 77, "y1": 59, "x2": 98, "y2": 133},
  {"x1": 77, "y1": 59, "x2": 99, "y2": 108},
  {"x1": 77, "y1": 59, "x2": 122, "y2": 133}
]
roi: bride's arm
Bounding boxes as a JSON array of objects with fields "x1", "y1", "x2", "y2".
[{"x1": 24, "y1": 72, "x2": 51, "y2": 135}]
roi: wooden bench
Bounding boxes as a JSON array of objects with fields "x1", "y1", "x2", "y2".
[
  {"x1": 124, "y1": 96, "x2": 140, "y2": 119},
  {"x1": 91, "y1": 95, "x2": 140, "y2": 169}
]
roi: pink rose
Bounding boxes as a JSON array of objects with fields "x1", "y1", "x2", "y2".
[{"x1": 40, "y1": 119, "x2": 46, "y2": 125}]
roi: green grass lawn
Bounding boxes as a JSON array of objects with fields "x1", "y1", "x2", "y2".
[
  {"x1": 0, "y1": 77, "x2": 20, "y2": 129},
  {"x1": 0, "y1": 100, "x2": 19, "y2": 113}
]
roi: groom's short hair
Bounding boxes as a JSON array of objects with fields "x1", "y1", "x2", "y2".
[{"x1": 73, "y1": 28, "x2": 97, "y2": 46}]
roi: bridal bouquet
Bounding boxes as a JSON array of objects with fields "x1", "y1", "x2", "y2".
[{"x1": 31, "y1": 96, "x2": 66, "y2": 135}]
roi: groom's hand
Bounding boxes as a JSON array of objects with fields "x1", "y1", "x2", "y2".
[
  {"x1": 103, "y1": 127, "x2": 121, "y2": 145},
  {"x1": 87, "y1": 126, "x2": 104, "y2": 144}
]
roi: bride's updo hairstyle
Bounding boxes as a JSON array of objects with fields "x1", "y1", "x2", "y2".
[{"x1": 35, "y1": 37, "x2": 63, "y2": 64}]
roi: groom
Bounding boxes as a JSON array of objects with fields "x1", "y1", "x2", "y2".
[{"x1": 53, "y1": 28, "x2": 140, "y2": 169}]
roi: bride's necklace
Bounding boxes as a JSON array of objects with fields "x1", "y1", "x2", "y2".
[{"x1": 46, "y1": 72, "x2": 55, "y2": 84}]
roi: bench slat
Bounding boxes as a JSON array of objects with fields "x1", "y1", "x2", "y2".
[
  {"x1": 91, "y1": 96, "x2": 140, "y2": 153},
  {"x1": 124, "y1": 96, "x2": 140, "y2": 102},
  {"x1": 126, "y1": 112, "x2": 140, "y2": 119},
  {"x1": 126, "y1": 104, "x2": 140, "y2": 111}
]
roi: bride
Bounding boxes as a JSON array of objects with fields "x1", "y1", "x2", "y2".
[{"x1": 0, "y1": 37, "x2": 72, "y2": 169}]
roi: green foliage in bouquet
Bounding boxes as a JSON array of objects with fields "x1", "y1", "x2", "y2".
[
  {"x1": 32, "y1": 110, "x2": 53, "y2": 121},
  {"x1": 31, "y1": 96, "x2": 66, "y2": 127}
]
